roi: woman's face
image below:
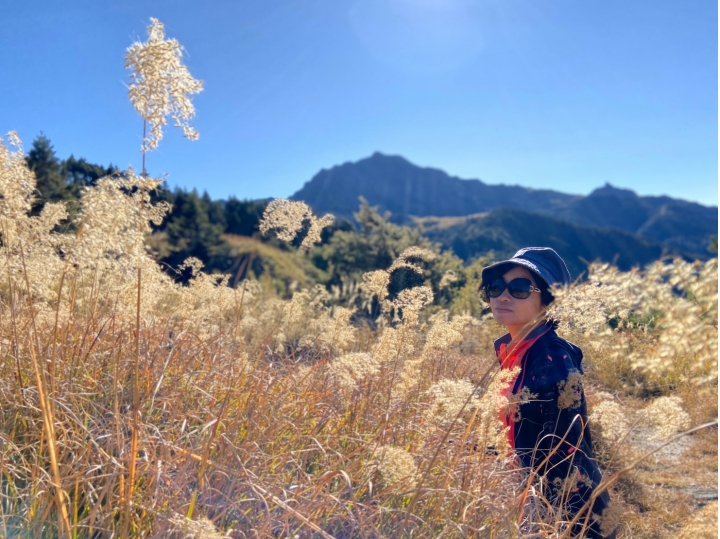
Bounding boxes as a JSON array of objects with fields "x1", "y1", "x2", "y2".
[{"x1": 488, "y1": 266, "x2": 545, "y2": 338}]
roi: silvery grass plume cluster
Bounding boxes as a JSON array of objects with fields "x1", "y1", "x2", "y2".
[
  {"x1": 547, "y1": 260, "x2": 718, "y2": 388},
  {"x1": 0, "y1": 16, "x2": 716, "y2": 537},
  {"x1": 126, "y1": 17, "x2": 203, "y2": 173},
  {"x1": 259, "y1": 199, "x2": 335, "y2": 253}
]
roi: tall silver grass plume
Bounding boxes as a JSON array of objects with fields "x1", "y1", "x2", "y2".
[
  {"x1": 259, "y1": 198, "x2": 334, "y2": 252},
  {"x1": 125, "y1": 17, "x2": 203, "y2": 153}
]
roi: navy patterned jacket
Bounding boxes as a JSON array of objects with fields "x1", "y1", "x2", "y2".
[{"x1": 494, "y1": 322, "x2": 615, "y2": 538}]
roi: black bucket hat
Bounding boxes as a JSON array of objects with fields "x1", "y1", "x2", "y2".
[{"x1": 481, "y1": 247, "x2": 572, "y2": 289}]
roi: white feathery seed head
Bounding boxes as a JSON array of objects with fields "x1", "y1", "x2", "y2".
[
  {"x1": 370, "y1": 445, "x2": 418, "y2": 489},
  {"x1": 362, "y1": 269, "x2": 391, "y2": 302},
  {"x1": 643, "y1": 395, "x2": 691, "y2": 440},
  {"x1": 125, "y1": 17, "x2": 203, "y2": 152},
  {"x1": 259, "y1": 199, "x2": 334, "y2": 252},
  {"x1": 328, "y1": 352, "x2": 380, "y2": 391},
  {"x1": 427, "y1": 378, "x2": 480, "y2": 424}
]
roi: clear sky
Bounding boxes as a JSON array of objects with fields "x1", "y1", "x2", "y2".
[{"x1": 1, "y1": 0, "x2": 717, "y2": 205}]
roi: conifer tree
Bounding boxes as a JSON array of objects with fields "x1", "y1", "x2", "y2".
[
  {"x1": 26, "y1": 134, "x2": 66, "y2": 206},
  {"x1": 63, "y1": 155, "x2": 116, "y2": 192}
]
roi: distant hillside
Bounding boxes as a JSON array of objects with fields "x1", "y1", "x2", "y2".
[
  {"x1": 292, "y1": 152, "x2": 577, "y2": 218},
  {"x1": 416, "y1": 208, "x2": 677, "y2": 279},
  {"x1": 555, "y1": 184, "x2": 717, "y2": 258},
  {"x1": 291, "y1": 152, "x2": 717, "y2": 259}
]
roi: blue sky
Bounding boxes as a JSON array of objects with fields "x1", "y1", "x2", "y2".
[{"x1": 1, "y1": 0, "x2": 717, "y2": 205}]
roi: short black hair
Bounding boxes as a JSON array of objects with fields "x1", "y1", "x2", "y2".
[
  {"x1": 480, "y1": 264, "x2": 556, "y2": 306},
  {"x1": 535, "y1": 276, "x2": 555, "y2": 307}
]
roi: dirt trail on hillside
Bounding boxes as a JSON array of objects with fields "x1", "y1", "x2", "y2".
[{"x1": 616, "y1": 422, "x2": 717, "y2": 538}]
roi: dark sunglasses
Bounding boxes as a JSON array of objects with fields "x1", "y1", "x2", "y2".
[{"x1": 485, "y1": 278, "x2": 541, "y2": 300}]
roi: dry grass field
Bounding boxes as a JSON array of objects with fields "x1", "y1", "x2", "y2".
[
  {"x1": 0, "y1": 130, "x2": 716, "y2": 538},
  {"x1": 0, "y1": 17, "x2": 716, "y2": 538}
]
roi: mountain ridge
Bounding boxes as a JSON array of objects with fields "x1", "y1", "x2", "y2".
[{"x1": 291, "y1": 152, "x2": 717, "y2": 259}]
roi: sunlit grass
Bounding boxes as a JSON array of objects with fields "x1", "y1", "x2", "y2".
[{"x1": 0, "y1": 16, "x2": 716, "y2": 535}]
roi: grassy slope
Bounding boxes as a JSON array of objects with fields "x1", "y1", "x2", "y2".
[{"x1": 222, "y1": 234, "x2": 328, "y2": 291}]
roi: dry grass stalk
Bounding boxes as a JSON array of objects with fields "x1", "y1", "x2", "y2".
[{"x1": 18, "y1": 241, "x2": 71, "y2": 538}]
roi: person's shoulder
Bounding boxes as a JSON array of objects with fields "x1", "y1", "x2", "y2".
[
  {"x1": 527, "y1": 332, "x2": 584, "y2": 375},
  {"x1": 532, "y1": 331, "x2": 582, "y2": 357}
]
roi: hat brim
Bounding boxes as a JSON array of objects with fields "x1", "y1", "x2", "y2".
[{"x1": 481, "y1": 259, "x2": 548, "y2": 288}]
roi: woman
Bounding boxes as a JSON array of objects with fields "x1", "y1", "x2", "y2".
[{"x1": 481, "y1": 247, "x2": 616, "y2": 539}]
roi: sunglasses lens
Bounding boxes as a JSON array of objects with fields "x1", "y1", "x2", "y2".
[
  {"x1": 487, "y1": 278, "x2": 535, "y2": 299},
  {"x1": 487, "y1": 279, "x2": 506, "y2": 298},
  {"x1": 507, "y1": 278, "x2": 532, "y2": 299}
]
